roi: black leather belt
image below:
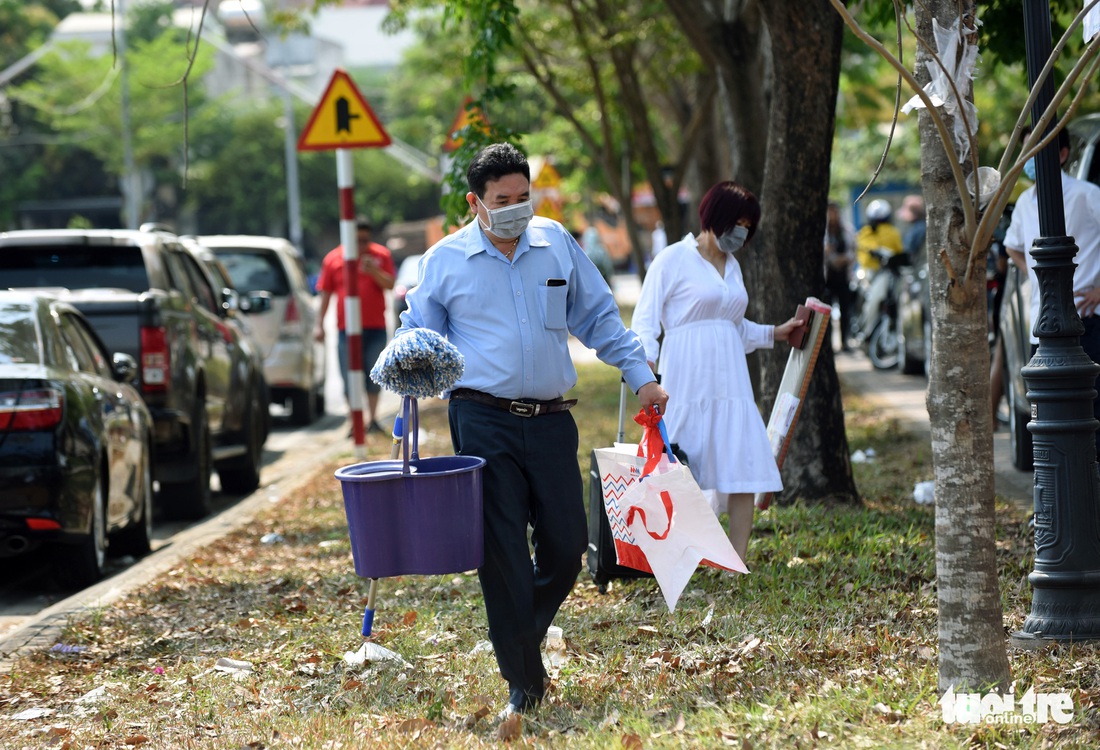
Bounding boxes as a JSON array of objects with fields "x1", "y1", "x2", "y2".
[{"x1": 450, "y1": 388, "x2": 577, "y2": 418}]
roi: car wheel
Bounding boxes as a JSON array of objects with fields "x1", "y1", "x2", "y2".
[
  {"x1": 163, "y1": 403, "x2": 213, "y2": 519},
  {"x1": 54, "y1": 469, "x2": 108, "y2": 589},
  {"x1": 218, "y1": 383, "x2": 264, "y2": 494},
  {"x1": 290, "y1": 385, "x2": 317, "y2": 426},
  {"x1": 1008, "y1": 374, "x2": 1035, "y2": 471},
  {"x1": 313, "y1": 386, "x2": 326, "y2": 419},
  {"x1": 110, "y1": 439, "x2": 154, "y2": 557},
  {"x1": 868, "y1": 316, "x2": 900, "y2": 370}
]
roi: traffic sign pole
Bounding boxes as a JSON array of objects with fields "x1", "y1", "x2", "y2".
[
  {"x1": 337, "y1": 149, "x2": 366, "y2": 458},
  {"x1": 296, "y1": 68, "x2": 391, "y2": 457}
]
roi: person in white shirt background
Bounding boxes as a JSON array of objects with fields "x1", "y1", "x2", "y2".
[{"x1": 1005, "y1": 125, "x2": 1100, "y2": 457}]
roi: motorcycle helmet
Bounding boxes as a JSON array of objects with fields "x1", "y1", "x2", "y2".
[{"x1": 866, "y1": 199, "x2": 892, "y2": 223}]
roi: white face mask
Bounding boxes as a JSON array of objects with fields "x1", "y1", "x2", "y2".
[
  {"x1": 717, "y1": 225, "x2": 750, "y2": 254},
  {"x1": 477, "y1": 197, "x2": 534, "y2": 240}
]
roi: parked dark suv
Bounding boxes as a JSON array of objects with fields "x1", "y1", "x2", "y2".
[{"x1": 0, "y1": 227, "x2": 270, "y2": 518}]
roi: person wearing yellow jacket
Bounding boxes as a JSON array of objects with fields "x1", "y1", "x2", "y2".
[{"x1": 855, "y1": 199, "x2": 903, "y2": 272}]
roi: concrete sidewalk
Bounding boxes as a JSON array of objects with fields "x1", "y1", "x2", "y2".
[{"x1": 833, "y1": 348, "x2": 1033, "y2": 507}]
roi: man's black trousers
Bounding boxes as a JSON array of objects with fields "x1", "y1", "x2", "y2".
[{"x1": 448, "y1": 399, "x2": 587, "y2": 711}]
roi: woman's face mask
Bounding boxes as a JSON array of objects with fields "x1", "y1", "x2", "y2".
[
  {"x1": 477, "y1": 197, "x2": 534, "y2": 240},
  {"x1": 1023, "y1": 157, "x2": 1036, "y2": 181},
  {"x1": 717, "y1": 225, "x2": 750, "y2": 254}
]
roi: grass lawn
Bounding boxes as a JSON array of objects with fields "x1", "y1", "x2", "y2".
[{"x1": 0, "y1": 359, "x2": 1097, "y2": 749}]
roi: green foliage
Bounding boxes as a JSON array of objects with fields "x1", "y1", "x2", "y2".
[
  {"x1": 8, "y1": 33, "x2": 215, "y2": 175},
  {"x1": 832, "y1": 1, "x2": 1100, "y2": 203},
  {"x1": 181, "y1": 100, "x2": 441, "y2": 258},
  {"x1": 0, "y1": 0, "x2": 76, "y2": 67}
]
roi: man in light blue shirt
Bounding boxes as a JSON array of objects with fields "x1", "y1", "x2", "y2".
[{"x1": 397, "y1": 143, "x2": 668, "y2": 719}]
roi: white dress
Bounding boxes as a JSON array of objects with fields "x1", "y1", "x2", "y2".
[{"x1": 632, "y1": 233, "x2": 782, "y2": 513}]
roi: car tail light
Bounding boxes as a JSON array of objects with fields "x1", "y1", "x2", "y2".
[
  {"x1": 140, "y1": 326, "x2": 170, "y2": 394},
  {"x1": 279, "y1": 296, "x2": 304, "y2": 339},
  {"x1": 0, "y1": 387, "x2": 63, "y2": 430},
  {"x1": 25, "y1": 518, "x2": 62, "y2": 531}
]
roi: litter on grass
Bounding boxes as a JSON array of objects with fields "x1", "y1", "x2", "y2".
[
  {"x1": 214, "y1": 657, "x2": 254, "y2": 675},
  {"x1": 913, "y1": 480, "x2": 936, "y2": 505},
  {"x1": 343, "y1": 641, "x2": 409, "y2": 667},
  {"x1": 851, "y1": 448, "x2": 877, "y2": 463},
  {"x1": 260, "y1": 532, "x2": 285, "y2": 545},
  {"x1": 49, "y1": 643, "x2": 87, "y2": 654},
  {"x1": 469, "y1": 640, "x2": 494, "y2": 655}
]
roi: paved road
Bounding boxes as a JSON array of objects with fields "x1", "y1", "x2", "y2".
[{"x1": 833, "y1": 348, "x2": 1033, "y2": 507}]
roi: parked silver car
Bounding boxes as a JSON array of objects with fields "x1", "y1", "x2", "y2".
[{"x1": 195, "y1": 236, "x2": 326, "y2": 425}]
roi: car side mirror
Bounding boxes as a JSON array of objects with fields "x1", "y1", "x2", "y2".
[
  {"x1": 112, "y1": 352, "x2": 138, "y2": 383},
  {"x1": 220, "y1": 288, "x2": 240, "y2": 316},
  {"x1": 240, "y1": 290, "x2": 272, "y2": 314}
]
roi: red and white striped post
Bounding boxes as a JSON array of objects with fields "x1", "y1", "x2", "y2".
[{"x1": 337, "y1": 149, "x2": 365, "y2": 458}]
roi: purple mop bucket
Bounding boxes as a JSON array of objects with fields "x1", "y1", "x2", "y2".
[{"x1": 335, "y1": 398, "x2": 485, "y2": 578}]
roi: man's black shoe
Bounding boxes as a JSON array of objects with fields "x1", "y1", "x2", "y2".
[{"x1": 368, "y1": 420, "x2": 388, "y2": 435}]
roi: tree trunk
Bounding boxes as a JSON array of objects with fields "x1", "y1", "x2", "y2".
[
  {"x1": 663, "y1": 0, "x2": 769, "y2": 195},
  {"x1": 918, "y1": 0, "x2": 1011, "y2": 692},
  {"x1": 755, "y1": 1, "x2": 857, "y2": 504}
]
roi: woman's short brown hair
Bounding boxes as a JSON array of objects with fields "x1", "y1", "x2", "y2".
[{"x1": 698, "y1": 181, "x2": 761, "y2": 242}]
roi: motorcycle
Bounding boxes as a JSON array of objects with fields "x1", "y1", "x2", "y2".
[{"x1": 849, "y1": 249, "x2": 911, "y2": 370}]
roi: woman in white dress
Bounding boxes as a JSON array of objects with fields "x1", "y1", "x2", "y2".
[{"x1": 632, "y1": 181, "x2": 803, "y2": 561}]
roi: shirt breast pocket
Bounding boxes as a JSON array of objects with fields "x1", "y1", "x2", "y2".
[{"x1": 540, "y1": 283, "x2": 568, "y2": 330}]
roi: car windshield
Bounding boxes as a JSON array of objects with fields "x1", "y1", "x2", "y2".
[
  {"x1": 0, "y1": 303, "x2": 42, "y2": 365},
  {"x1": 212, "y1": 249, "x2": 290, "y2": 295},
  {"x1": 0, "y1": 245, "x2": 149, "y2": 293}
]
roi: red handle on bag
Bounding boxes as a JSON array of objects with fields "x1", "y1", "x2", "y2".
[{"x1": 633, "y1": 407, "x2": 676, "y2": 475}]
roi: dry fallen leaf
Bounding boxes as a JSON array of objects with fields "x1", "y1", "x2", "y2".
[
  {"x1": 397, "y1": 717, "x2": 434, "y2": 734},
  {"x1": 464, "y1": 705, "x2": 491, "y2": 728},
  {"x1": 496, "y1": 713, "x2": 522, "y2": 741},
  {"x1": 124, "y1": 735, "x2": 150, "y2": 746},
  {"x1": 621, "y1": 732, "x2": 644, "y2": 749}
]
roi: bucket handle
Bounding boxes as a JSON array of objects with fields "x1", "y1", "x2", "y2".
[{"x1": 401, "y1": 395, "x2": 420, "y2": 473}]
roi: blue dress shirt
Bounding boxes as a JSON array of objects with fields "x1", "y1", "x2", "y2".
[{"x1": 396, "y1": 217, "x2": 655, "y2": 400}]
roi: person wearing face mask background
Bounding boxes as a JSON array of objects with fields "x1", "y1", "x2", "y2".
[
  {"x1": 1006, "y1": 124, "x2": 1100, "y2": 458},
  {"x1": 395, "y1": 142, "x2": 668, "y2": 720},
  {"x1": 631, "y1": 181, "x2": 803, "y2": 561}
]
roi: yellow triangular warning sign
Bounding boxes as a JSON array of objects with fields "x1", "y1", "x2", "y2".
[
  {"x1": 535, "y1": 198, "x2": 566, "y2": 225},
  {"x1": 297, "y1": 69, "x2": 391, "y2": 151},
  {"x1": 532, "y1": 161, "x2": 561, "y2": 189},
  {"x1": 442, "y1": 97, "x2": 489, "y2": 154}
]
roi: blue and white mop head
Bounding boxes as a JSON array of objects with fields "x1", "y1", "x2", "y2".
[{"x1": 369, "y1": 328, "x2": 465, "y2": 398}]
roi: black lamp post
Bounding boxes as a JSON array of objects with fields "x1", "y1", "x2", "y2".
[{"x1": 1013, "y1": 0, "x2": 1100, "y2": 644}]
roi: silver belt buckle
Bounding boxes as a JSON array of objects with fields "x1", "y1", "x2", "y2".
[{"x1": 509, "y1": 401, "x2": 536, "y2": 417}]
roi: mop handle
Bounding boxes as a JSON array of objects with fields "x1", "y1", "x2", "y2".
[
  {"x1": 362, "y1": 578, "x2": 378, "y2": 638},
  {"x1": 390, "y1": 413, "x2": 404, "y2": 460},
  {"x1": 401, "y1": 395, "x2": 419, "y2": 470}
]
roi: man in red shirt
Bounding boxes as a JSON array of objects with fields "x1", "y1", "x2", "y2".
[{"x1": 314, "y1": 217, "x2": 396, "y2": 434}]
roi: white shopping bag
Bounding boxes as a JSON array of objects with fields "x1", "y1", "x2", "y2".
[{"x1": 621, "y1": 453, "x2": 748, "y2": 611}]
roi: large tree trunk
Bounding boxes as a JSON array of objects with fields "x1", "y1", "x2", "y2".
[
  {"x1": 918, "y1": 1, "x2": 1011, "y2": 691},
  {"x1": 663, "y1": 0, "x2": 769, "y2": 195},
  {"x1": 754, "y1": 1, "x2": 857, "y2": 503}
]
